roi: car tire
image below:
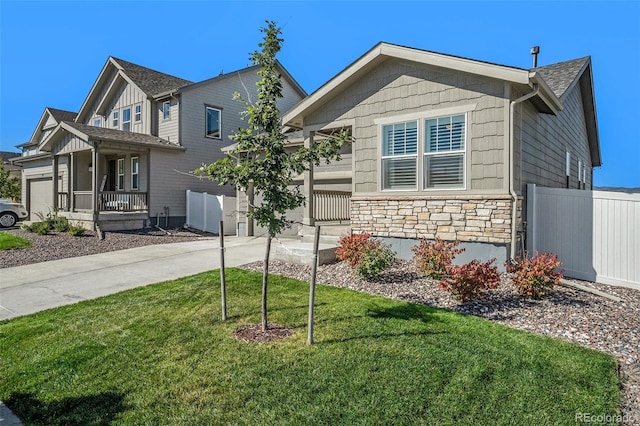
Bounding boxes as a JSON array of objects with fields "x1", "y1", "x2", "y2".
[{"x1": 0, "y1": 212, "x2": 18, "y2": 228}]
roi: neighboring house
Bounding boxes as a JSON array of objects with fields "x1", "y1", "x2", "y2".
[
  {"x1": 13, "y1": 57, "x2": 305, "y2": 229},
  {"x1": 245, "y1": 42, "x2": 600, "y2": 263}
]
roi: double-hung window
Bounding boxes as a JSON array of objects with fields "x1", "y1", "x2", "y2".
[
  {"x1": 93, "y1": 117, "x2": 101, "y2": 127},
  {"x1": 163, "y1": 101, "x2": 171, "y2": 120},
  {"x1": 206, "y1": 106, "x2": 221, "y2": 139},
  {"x1": 134, "y1": 104, "x2": 142, "y2": 122},
  {"x1": 381, "y1": 121, "x2": 418, "y2": 190},
  {"x1": 117, "y1": 158, "x2": 125, "y2": 190},
  {"x1": 131, "y1": 157, "x2": 139, "y2": 190},
  {"x1": 112, "y1": 111, "x2": 119, "y2": 128},
  {"x1": 122, "y1": 108, "x2": 131, "y2": 131},
  {"x1": 381, "y1": 112, "x2": 467, "y2": 191},
  {"x1": 424, "y1": 114, "x2": 465, "y2": 188}
]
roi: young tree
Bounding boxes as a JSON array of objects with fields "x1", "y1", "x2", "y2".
[
  {"x1": 200, "y1": 21, "x2": 351, "y2": 332},
  {"x1": 0, "y1": 162, "x2": 21, "y2": 201}
]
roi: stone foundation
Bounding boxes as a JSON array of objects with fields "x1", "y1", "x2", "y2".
[{"x1": 351, "y1": 195, "x2": 513, "y2": 244}]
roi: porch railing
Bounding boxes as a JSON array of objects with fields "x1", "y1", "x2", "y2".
[
  {"x1": 313, "y1": 190, "x2": 351, "y2": 222},
  {"x1": 100, "y1": 191, "x2": 148, "y2": 212},
  {"x1": 70, "y1": 191, "x2": 148, "y2": 212}
]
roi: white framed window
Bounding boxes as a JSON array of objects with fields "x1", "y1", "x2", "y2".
[
  {"x1": 112, "y1": 111, "x2": 119, "y2": 128},
  {"x1": 134, "y1": 104, "x2": 142, "y2": 122},
  {"x1": 131, "y1": 156, "x2": 139, "y2": 190},
  {"x1": 117, "y1": 158, "x2": 125, "y2": 190},
  {"x1": 122, "y1": 107, "x2": 131, "y2": 132},
  {"x1": 162, "y1": 101, "x2": 171, "y2": 120},
  {"x1": 93, "y1": 117, "x2": 101, "y2": 127},
  {"x1": 381, "y1": 121, "x2": 418, "y2": 190},
  {"x1": 424, "y1": 114, "x2": 465, "y2": 189},
  {"x1": 205, "y1": 106, "x2": 222, "y2": 139}
]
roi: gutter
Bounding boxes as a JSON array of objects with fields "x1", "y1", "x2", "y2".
[{"x1": 509, "y1": 83, "x2": 539, "y2": 260}]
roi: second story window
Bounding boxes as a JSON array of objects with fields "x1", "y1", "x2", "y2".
[
  {"x1": 93, "y1": 118, "x2": 101, "y2": 127},
  {"x1": 122, "y1": 108, "x2": 131, "y2": 132},
  {"x1": 206, "y1": 106, "x2": 221, "y2": 139},
  {"x1": 163, "y1": 101, "x2": 171, "y2": 120},
  {"x1": 135, "y1": 104, "x2": 142, "y2": 122},
  {"x1": 112, "y1": 111, "x2": 119, "y2": 128}
]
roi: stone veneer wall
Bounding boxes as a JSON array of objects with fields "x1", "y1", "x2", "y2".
[{"x1": 350, "y1": 195, "x2": 514, "y2": 244}]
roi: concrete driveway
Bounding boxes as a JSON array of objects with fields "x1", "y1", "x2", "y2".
[{"x1": 0, "y1": 236, "x2": 276, "y2": 321}]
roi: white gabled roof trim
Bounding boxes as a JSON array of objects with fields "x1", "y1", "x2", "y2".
[{"x1": 283, "y1": 42, "x2": 561, "y2": 127}]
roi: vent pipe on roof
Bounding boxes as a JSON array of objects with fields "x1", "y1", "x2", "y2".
[{"x1": 531, "y1": 46, "x2": 540, "y2": 68}]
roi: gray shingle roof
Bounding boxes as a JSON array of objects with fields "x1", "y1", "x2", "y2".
[
  {"x1": 63, "y1": 122, "x2": 178, "y2": 148},
  {"x1": 111, "y1": 57, "x2": 193, "y2": 97},
  {"x1": 48, "y1": 108, "x2": 77, "y2": 123},
  {"x1": 532, "y1": 57, "x2": 589, "y2": 98}
]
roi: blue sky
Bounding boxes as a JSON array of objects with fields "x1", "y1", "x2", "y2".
[{"x1": 1, "y1": 1, "x2": 638, "y2": 187}]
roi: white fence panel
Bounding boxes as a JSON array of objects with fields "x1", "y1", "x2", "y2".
[
  {"x1": 185, "y1": 190, "x2": 236, "y2": 235},
  {"x1": 527, "y1": 184, "x2": 640, "y2": 289}
]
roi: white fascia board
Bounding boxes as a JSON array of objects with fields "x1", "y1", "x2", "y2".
[
  {"x1": 76, "y1": 57, "x2": 119, "y2": 123},
  {"x1": 529, "y1": 72, "x2": 563, "y2": 114},
  {"x1": 28, "y1": 108, "x2": 52, "y2": 145},
  {"x1": 95, "y1": 72, "x2": 127, "y2": 116},
  {"x1": 381, "y1": 44, "x2": 530, "y2": 84}
]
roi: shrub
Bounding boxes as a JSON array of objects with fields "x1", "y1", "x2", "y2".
[
  {"x1": 24, "y1": 221, "x2": 50, "y2": 235},
  {"x1": 439, "y1": 259, "x2": 500, "y2": 302},
  {"x1": 506, "y1": 252, "x2": 563, "y2": 298},
  {"x1": 68, "y1": 225, "x2": 86, "y2": 236},
  {"x1": 336, "y1": 233, "x2": 374, "y2": 267},
  {"x1": 412, "y1": 238, "x2": 465, "y2": 279},
  {"x1": 355, "y1": 243, "x2": 396, "y2": 278}
]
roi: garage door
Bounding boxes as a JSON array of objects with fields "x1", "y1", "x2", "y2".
[{"x1": 28, "y1": 178, "x2": 53, "y2": 220}]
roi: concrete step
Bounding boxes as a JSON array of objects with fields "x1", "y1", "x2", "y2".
[
  {"x1": 298, "y1": 223, "x2": 350, "y2": 245},
  {"x1": 273, "y1": 241, "x2": 337, "y2": 266}
]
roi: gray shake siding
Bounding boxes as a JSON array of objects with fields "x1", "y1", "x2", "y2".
[
  {"x1": 518, "y1": 83, "x2": 592, "y2": 193},
  {"x1": 305, "y1": 59, "x2": 508, "y2": 195}
]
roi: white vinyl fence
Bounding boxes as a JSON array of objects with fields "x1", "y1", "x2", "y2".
[
  {"x1": 185, "y1": 190, "x2": 236, "y2": 235},
  {"x1": 527, "y1": 184, "x2": 640, "y2": 289}
]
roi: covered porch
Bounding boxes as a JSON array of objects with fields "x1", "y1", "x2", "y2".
[{"x1": 40, "y1": 122, "x2": 180, "y2": 230}]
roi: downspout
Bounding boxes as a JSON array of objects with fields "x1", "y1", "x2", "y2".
[{"x1": 509, "y1": 83, "x2": 539, "y2": 260}]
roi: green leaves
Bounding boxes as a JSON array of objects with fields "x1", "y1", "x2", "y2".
[{"x1": 197, "y1": 21, "x2": 351, "y2": 238}]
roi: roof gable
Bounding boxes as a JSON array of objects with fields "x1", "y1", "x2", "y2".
[
  {"x1": 283, "y1": 42, "x2": 563, "y2": 128},
  {"x1": 27, "y1": 107, "x2": 77, "y2": 146},
  {"x1": 533, "y1": 57, "x2": 590, "y2": 98}
]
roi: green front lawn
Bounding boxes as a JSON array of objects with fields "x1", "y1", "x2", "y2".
[
  {"x1": 0, "y1": 232, "x2": 32, "y2": 250},
  {"x1": 0, "y1": 269, "x2": 619, "y2": 425}
]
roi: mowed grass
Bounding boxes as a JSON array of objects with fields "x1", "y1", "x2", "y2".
[
  {"x1": 0, "y1": 268, "x2": 619, "y2": 425},
  {"x1": 0, "y1": 232, "x2": 32, "y2": 250}
]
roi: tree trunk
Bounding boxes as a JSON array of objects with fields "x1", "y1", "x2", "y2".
[{"x1": 262, "y1": 233, "x2": 272, "y2": 331}]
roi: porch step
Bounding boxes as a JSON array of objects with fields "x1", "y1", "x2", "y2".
[
  {"x1": 273, "y1": 241, "x2": 337, "y2": 266},
  {"x1": 299, "y1": 223, "x2": 351, "y2": 245}
]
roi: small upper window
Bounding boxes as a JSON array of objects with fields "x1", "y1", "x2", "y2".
[
  {"x1": 163, "y1": 101, "x2": 171, "y2": 120},
  {"x1": 112, "y1": 111, "x2": 119, "y2": 128},
  {"x1": 122, "y1": 108, "x2": 131, "y2": 132},
  {"x1": 206, "y1": 106, "x2": 221, "y2": 139},
  {"x1": 93, "y1": 118, "x2": 101, "y2": 127},
  {"x1": 134, "y1": 104, "x2": 142, "y2": 122}
]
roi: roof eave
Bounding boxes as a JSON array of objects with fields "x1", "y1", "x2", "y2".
[{"x1": 529, "y1": 72, "x2": 563, "y2": 114}]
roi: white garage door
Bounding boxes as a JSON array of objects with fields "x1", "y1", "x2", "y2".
[{"x1": 28, "y1": 178, "x2": 53, "y2": 220}]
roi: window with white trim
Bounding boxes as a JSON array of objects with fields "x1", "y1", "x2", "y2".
[
  {"x1": 122, "y1": 107, "x2": 131, "y2": 132},
  {"x1": 205, "y1": 106, "x2": 222, "y2": 139},
  {"x1": 381, "y1": 121, "x2": 418, "y2": 190},
  {"x1": 131, "y1": 156, "x2": 139, "y2": 190},
  {"x1": 93, "y1": 118, "x2": 101, "y2": 127},
  {"x1": 162, "y1": 101, "x2": 171, "y2": 120},
  {"x1": 424, "y1": 115, "x2": 465, "y2": 188},
  {"x1": 112, "y1": 111, "x2": 119, "y2": 128},
  {"x1": 134, "y1": 104, "x2": 142, "y2": 122},
  {"x1": 117, "y1": 158, "x2": 125, "y2": 190},
  {"x1": 380, "y1": 113, "x2": 467, "y2": 191}
]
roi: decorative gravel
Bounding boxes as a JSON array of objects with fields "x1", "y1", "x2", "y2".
[
  {"x1": 241, "y1": 259, "x2": 640, "y2": 423},
  {"x1": 0, "y1": 228, "x2": 203, "y2": 269}
]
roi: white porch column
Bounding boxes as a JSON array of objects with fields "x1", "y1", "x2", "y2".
[
  {"x1": 303, "y1": 130, "x2": 315, "y2": 226},
  {"x1": 69, "y1": 153, "x2": 75, "y2": 212},
  {"x1": 52, "y1": 156, "x2": 59, "y2": 210},
  {"x1": 92, "y1": 146, "x2": 99, "y2": 226}
]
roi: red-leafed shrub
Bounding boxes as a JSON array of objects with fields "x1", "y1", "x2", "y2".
[
  {"x1": 439, "y1": 259, "x2": 501, "y2": 302},
  {"x1": 336, "y1": 233, "x2": 375, "y2": 267},
  {"x1": 411, "y1": 238, "x2": 465, "y2": 279},
  {"x1": 506, "y1": 252, "x2": 563, "y2": 298}
]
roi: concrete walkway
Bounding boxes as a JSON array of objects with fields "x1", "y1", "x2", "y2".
[{"x1": 0, "y1": 236, "x2": 279, "y2": 321}]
